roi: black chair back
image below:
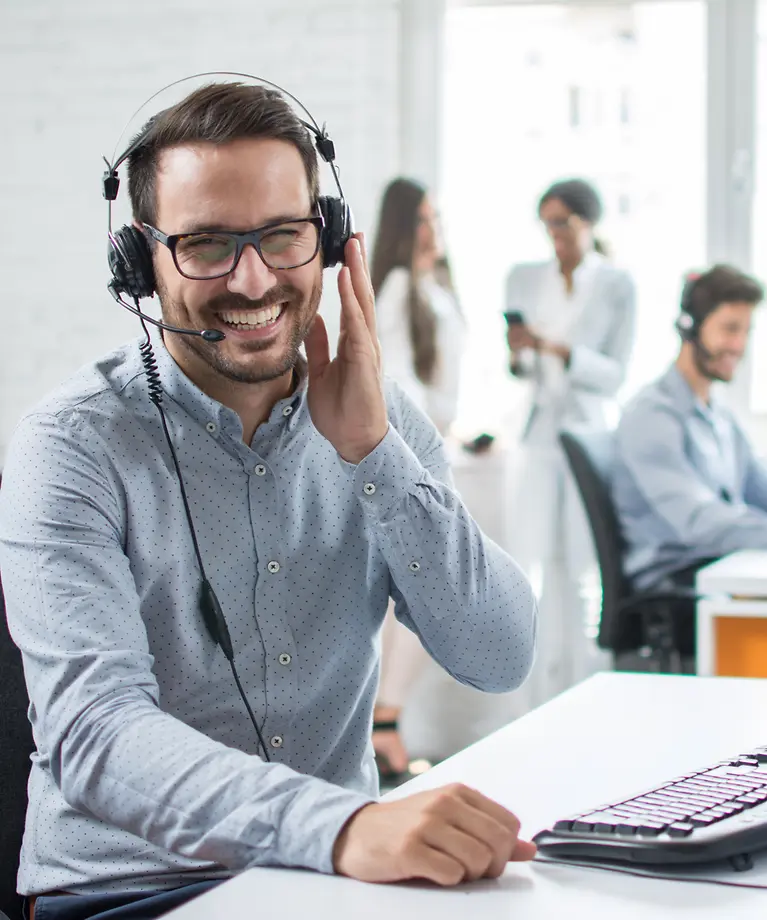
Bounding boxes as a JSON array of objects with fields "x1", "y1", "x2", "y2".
[
  {"x1": 0, "y1": 477, "x2": 34, "y2": 920},
  {"x1": 559, "y1": 429, "x2": 640, "y2": 652}
]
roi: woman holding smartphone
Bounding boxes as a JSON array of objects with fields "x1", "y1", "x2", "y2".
[{"x1": 504, "y1": 178, "x2": 636, "y2": 710}]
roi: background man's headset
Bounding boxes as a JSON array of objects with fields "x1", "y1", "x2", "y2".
[
  {"x1": 101, "y1": 73, "x2": 354, "y2": 760},
  {"x1": 675, "y1": 271, "x2": 720, "y2": 365},
  {"x1": 675, "y1": 272, "x2": 704, "y2": 344}
]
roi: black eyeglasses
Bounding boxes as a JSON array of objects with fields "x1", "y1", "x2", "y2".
[{"x1": 143, "y1": 216, "x2": 325, "y2": 280}]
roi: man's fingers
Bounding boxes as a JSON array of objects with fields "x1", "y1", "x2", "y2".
[
  {"x1": 442, "y1": 802, "x2": 515, "y2": 875},
  {"x1": 338, "y1": 265, "x2": 377, "y2": 363},
  {"x1": 508, "y1": 838, "x2": 537, "y2": 862},
  {"x1": 453, "y1": 785, "x2": 535, "y2": 863},
  {"x1": 345, "y1": 237, "x2": 377, "y2": 338},
  {"x1": 422, "y1": 824, "x2": 493, "y2": 882},
  {"x1": 304, "y1": 314, "x2": 331, "y2": 378},
  {"x1": 411, "y1": 844, "x2": 467, "y2": 888},
  {"x1": 457, "y1": 786, "x2": 522, "y2": 837},
  {"x1": 354, "y1": 231, "x2": 371, "y2": 277}
]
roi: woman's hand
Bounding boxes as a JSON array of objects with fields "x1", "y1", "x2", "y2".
[
  {"x1": 538, "y1": 341, "x2": 572, "y2": 366},
  {"x1": 506, "y1": 325, "x2": 540, "y2": 353}
]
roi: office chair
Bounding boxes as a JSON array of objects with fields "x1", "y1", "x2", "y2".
[
  {"x1": 559, "y1": 430, "x2": 697, "y2": 673},
  {"x1": 0, "y1": 476, "x2": 35, "y2": 920}
]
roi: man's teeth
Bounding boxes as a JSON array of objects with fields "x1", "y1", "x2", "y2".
[{"x1": 220, "y1": 304, "x2": 284, "y2": 328}]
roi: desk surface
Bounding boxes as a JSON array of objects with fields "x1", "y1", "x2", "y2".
[
  {"x1": 167, "y1": 673, "x2": 767, "y2": 920},
  {"x1": 697, "y1": 550, "x2": 767, "y2": 595}
]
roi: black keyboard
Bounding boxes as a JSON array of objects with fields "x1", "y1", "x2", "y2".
[{"x1": 533, "y1": 746, "x2": 767, "y2": 866}]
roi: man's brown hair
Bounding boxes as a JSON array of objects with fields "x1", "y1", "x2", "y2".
[
  {"x1": 127, "y1": 82, "x2": 320, "y2": 226},
  {"x1": 685, "y1": 264, "x2": 764, "y2": 324}
]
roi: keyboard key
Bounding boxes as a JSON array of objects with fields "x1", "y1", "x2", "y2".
[
  {"x1": 670, "y1": 783, "x2": 723, "y2": 802},
  {"x1": 637, "y1": 821, "x2": 668, "y2": 837},
  {"x1": 575, "y1": 812, "x2": 621, "y2": 831},
  {"x1": 738, "y1": 791, "x2": 767, "y2": 805},
  {"x1": 679, "y1": 785, "x2": 730, "y2": 804},
  {"x1": 690, "y1": 813, "x2": 720, "y2": 827},
  {"x1": 553, "y1": 819, "x2": 575, "y2": 832},
  {"x1": 572, "y1": 819, "x2": 595, "y2": 832},
  {"x1": 667, "y1": 822, "x2": 695, "y2": 837},
  {"x1": 708, "y1": 803, "x2": 741, "y2": 817}
]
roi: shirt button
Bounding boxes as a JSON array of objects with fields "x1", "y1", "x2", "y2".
[
  {"x1": 267, "y1": 561, "x2": 281, "y2": 574},
  {"x1": 363, "y1": 483, "x2": 376, "y2": 495},
  {"x1": 408, "y1": 561, "x2": 421, "y2": 573},
  {"x1": 205, "y1": 422, "x2": 217, "y2": 434},
  {"x1": 279, "y1": 653, "x2": 292, "y2": 666},
  {"x1": 282, "y1": 405, "x2": 293, "y2": 417},
  {"x1": 254, "y1": 464, "x2": 267, "y2": 476},
  {"x1": 270, "y1": 735, "x2": 284, "y2": 749}
]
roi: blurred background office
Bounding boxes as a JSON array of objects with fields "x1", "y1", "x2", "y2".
[{"x1": 4, "y1": 0, "x2": 767, "y2": 764}]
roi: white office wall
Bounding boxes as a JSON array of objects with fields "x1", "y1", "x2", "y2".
[{"x1": 0, "y1": 0, "x2": 406, "y2": 458}]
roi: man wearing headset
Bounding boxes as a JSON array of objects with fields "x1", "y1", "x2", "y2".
[
  {"x1": 612, "y1": 264, "x2": 767, "y2": 649},
  {"x1": 0, "y1": 81, "x2": 537, "y2": 917}
]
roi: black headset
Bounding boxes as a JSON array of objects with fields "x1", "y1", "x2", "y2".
[
  {"x1": 675, "y1": 272, "x2": 703, "y2": 342},
  {"x1": 103, "y1": 72, "x2": 353, "y2": 308}
]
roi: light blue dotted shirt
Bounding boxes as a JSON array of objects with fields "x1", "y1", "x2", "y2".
[{"x1": 0, "y1": 330, "x2": 536, "y2": 897}]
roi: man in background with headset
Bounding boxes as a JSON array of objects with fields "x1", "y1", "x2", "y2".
[
  {"x1": 612, "y1": 264, "x2": 767, "y2": 652},
  {"x1": 0, "y1": 78, "x2": 537, "y2": 917}
]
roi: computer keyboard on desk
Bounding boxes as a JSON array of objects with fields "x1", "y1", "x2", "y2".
[{"x1": 533, "y1": 746, "x2": 767, "y2": 866}]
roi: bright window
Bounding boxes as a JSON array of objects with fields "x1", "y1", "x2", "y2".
[{"x1": 442, "y1": 2, "x2": 706, "y2": 437}]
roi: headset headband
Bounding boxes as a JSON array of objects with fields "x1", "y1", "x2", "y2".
[{"x1": 101, "y1": 71, "x2": 345, "y2": 222}]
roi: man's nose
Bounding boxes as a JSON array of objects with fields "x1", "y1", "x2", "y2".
[{"x1": 226, "y1": 244, "x2": 278, "y2": 300}]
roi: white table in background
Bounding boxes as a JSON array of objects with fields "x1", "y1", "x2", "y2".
[
  {"x1": 696, "y1": 550, "x2": 767, "y2": 677},
  {"x1": 165, "y1": 672, "x2": 767, "y2": 920}
]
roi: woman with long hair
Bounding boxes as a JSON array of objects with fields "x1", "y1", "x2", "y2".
[
  {"x1": 370, "y1": 178, "x2": 465, "y2": 781},
  {"x1": 504, "y1": 178, "x2": 636, "y2": 711},
  {"x1": 372, "y1": 178, "x2": 464, "y2": 435}
]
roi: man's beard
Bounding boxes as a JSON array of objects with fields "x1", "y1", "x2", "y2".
[
  {"x1": 156, "y1": 279, "x2": 322, "y2": 384},
  {"x1": 692, "y1": 342, "x2": 739, "y2": 383}
]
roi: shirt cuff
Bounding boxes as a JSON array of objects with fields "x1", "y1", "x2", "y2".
[
  {"x1": 337, "y1": 424, "x2": 427, "y2": 519},
  {"x1": 278, "y1": 786, "x2": 374, "y2": 874}
]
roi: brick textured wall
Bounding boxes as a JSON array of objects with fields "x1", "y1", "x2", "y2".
[{"x1": 0, "y1": 0, "x2": 402, "y2": 456}]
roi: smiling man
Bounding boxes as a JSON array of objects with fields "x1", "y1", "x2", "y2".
[
  {"x1": 612, "y1": 264, "x2": 767, "y2": 650},
  {"x1": 0, "y1": 82, "x2": 537, "y2": 919}
]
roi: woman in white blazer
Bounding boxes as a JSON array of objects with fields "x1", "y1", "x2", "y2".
[
  {"x1": 504, "y1": 178, "x2": 636, "y2": 711},
  {"x1": 370, "y1": 178, "x2": 466, "y2": 780}
]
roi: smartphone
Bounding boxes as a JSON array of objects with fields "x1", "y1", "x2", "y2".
[{"x1": 504, "y1": 310, "x2": 526, "y2": 327}]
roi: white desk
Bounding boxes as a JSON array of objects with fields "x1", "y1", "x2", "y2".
[
  {"x1": 166, "y1": 673, "x2": 767, "y2": 919},
  {"x1": 697, "y1": 550, "x2": 767, "y2": 677}
]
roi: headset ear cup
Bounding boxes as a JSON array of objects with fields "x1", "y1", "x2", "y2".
[
  {"x1": 676, "y1": 313, "x2": 695, "y2": 342},
  {"x1": 108, "y1": 226, "x2": 156, "y2": 299},
  {"x1": 318, "y1": 196, "x2": 352, "y2": 269}
]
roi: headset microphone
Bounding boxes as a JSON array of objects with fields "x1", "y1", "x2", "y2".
[{"x1": 107, "y1": 281, "x2": 225, "y2": 342}]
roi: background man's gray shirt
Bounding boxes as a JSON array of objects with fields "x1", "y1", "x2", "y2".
[{"x1": 612, "y1": 364, "x2": 767, "y2": 588}]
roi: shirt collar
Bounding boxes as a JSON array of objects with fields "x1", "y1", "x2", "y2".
[
  {"x1": 661, "y1": 363, "x2": 722, "y2": 422},
  {"x1": 148, "y1": 327, "x2": 309, "y2": 440},
  {"x1": 548, "y1": 249, "x2": 604, "y2": 284}
]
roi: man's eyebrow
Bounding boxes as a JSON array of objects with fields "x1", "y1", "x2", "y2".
[{"x1": 177, "y1": 214, "x2": 314, "y2": 235}]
